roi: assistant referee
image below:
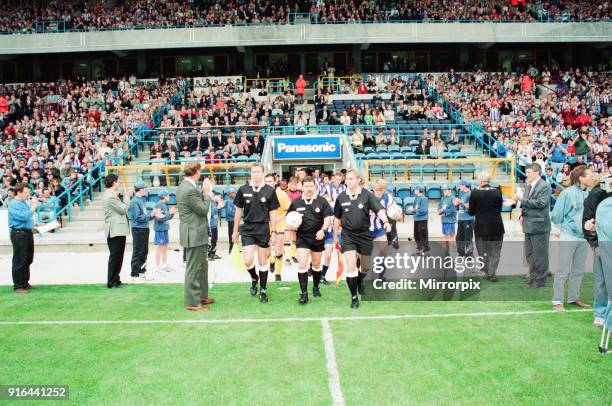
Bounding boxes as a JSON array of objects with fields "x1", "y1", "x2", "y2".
[
  {"x1": 333, "y1": 169, "x2": 391, "y2": 308},
  {"x1": 8, "y1": 182, "x2": 37, "y2": 294}
]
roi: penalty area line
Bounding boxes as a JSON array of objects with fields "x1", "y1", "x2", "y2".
[{"x1": 0, "y1": 309, "x2": 591, "y2": 326}]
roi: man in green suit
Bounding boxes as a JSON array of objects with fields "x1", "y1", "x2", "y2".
[
  {"x1": 102, "y1": 174, "x2": 132, "y2": 289},
  {"x1": 176, "y1": 162, "x2": 215, "y2": 311}
]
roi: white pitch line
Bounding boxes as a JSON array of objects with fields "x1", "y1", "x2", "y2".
[
  {"x1": 0, "y1": 309, "x2": 591, "y2": 326},
  {"x1": 321, "y1": 319, "x2": 345, "y2": 406}
]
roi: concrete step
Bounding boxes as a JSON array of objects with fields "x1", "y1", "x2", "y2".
[{"x1": 71, "y1": 213, "x2": 105, "y2": 221}]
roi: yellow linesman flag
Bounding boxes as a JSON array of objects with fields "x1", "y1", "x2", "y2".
[{"x1": 231, "y1": 244, "x2": 246, "y2": 272}]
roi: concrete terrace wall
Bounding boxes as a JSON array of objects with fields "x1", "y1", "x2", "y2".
[{"x1": 1, "y1": 23, "x2": 611, "y2": 55}]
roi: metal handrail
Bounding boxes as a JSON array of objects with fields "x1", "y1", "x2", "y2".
[{"x1": 363, "y1": 156, "x2": 516, "y2": 187}]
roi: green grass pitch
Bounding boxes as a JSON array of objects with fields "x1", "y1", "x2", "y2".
[{"x1": 1, "y1": 280, "x2": 611, "y2": 405}]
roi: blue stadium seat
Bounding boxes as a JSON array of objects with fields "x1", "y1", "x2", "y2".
[
  {"x1": 435, "y1": 163, "x2": 450, "y2": 180},
  {"x1": 400, "y1": 146, "x2": 413, "y2": 153},
  {"x1": 388, "y1": 144, "x2": 400, "y2": 152},
  {"x1": 426, "y1": 184, "x2": 442, "y2": 200},
  {"x1": 460, "y1": 162, "x2": 476, "y2": 179},
  {"x1": 147, "y1": 191, "x2": 160, "y2": 204},
  {"x1": 396, "y1": 186, "x2": 412, "y2": 208}
]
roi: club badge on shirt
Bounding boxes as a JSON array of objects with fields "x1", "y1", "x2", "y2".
[
  {"x1": 261, "y1": 197, "x2": 266, "y2": 203},
  {"x1": 358, "y1": 203, "x2": 364, "y2": 209},
  {"x1": 315, "y1": 207, "x2": 320, "y2": 213}
]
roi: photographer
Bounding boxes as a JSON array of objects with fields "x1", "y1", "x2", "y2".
[{"x1": 583, "y1": 157, "x2": 612, "y2": 326}]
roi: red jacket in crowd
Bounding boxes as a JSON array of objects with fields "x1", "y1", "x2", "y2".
[
  {"x1": 0, "y1": 96, "x2": 8, "y2": 113},
  {"x1": 296, "y1": 77, "x2": 306, "y2": 95},
  {"x1": 575, "y1": 113, "x2": 592, "y2": 128}
]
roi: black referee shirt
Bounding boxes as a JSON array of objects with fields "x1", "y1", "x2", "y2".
[
  {"x1": 234, "y1": 183, "x2": 280, "y2": 223},
  {"x1": 288, "y1": 195, "x2": 333, "y2": 235},
  {"x1": 334, "y1": 188, "x2": 384, "y2": 233}
]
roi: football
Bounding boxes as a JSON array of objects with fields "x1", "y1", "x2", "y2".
[
  {"x1": 386, "y1": 204, "x2": 403, "y2": 220},
  {"x1": 286, "y1": 211, "x2": 303, "y2": 229}
]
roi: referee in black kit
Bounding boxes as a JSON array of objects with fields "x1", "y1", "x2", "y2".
[
  {"x1": 333, "y1": 169, "x2": 391, "y2": 308},
  {"x1": 232, "y1": 163, "x2": 280, "y2": 303},
  {"x1": 287, "y1": 176, "x2": 333, "y2": 304}
]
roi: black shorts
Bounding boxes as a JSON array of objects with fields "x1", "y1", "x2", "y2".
[
  {"x1": 296, "y1": 232, "x2": 325, "y2": 252},
  {"x1": 239, "y1": 222, "x2": 270, "y2": 248},
  {"x1": 340, "y1": 230, "x2": 373, "y2": 256}
]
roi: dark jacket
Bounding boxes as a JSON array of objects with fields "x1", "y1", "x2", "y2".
[
  {"x1": 468, "y1": 184, "x2": 505, "y2": 237},
  {"x1": 582, "y1": 186, "x2": 611, "y2": 248}
]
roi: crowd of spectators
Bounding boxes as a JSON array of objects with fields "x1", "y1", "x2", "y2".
[
  {"x1": 434, "y1": 65, "x2": 611, "y2": 184},
  {"x1": 314, "y1": 74, "x2": 451, "y2": 150},
  {"x1": 147, "y1": 80, "x2": 296, "y2": 161},
  {"x1": 0, "y1": 76, "x2": 183, "y2": 218},
  {"x1": 1, "y1": 1, "x2": 610, "y2": 34}
]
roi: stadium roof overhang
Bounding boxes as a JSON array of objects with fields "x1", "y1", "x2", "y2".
[{"x1": 0, "y1": 23, "x2": 611, "y2": 55}]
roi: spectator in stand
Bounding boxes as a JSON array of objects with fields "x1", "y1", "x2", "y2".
[
  {"x1": 1, "y1": 0, "x2": 611, "y2": 36},
  {"x1": 236, "y1": 134, "x2": 252, "y2": 156},
  {"x1": 374, "y1": 129, "x2": 386, "y2": 146},
  {"x1": 252, "y1": 134, "x2": 265, "y2": 155},
  {"x1": 415, "y1": 138, "x2": 430, "y2": 156},
  {"x1": 357, "y1": 82, "x2": 369, "y2": 95},
  {"x1": 430, "y1": 139, "x2": 446, "y2": 158},
  {"x1": 363, "y1": 130, "x2": 376, "y2": 149},
  {"x1": 351, "y1": 129, "x2": 364, "y2": 152},
  {"x1": 328, "y1": 111, "x2": 341, "y2": 126},
  {"x1": 295, "y1": 75, "x2": 306, "y2": 105},
  {"x1": 317, "y1": 105, "x2": 330, "y2": 124}
]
